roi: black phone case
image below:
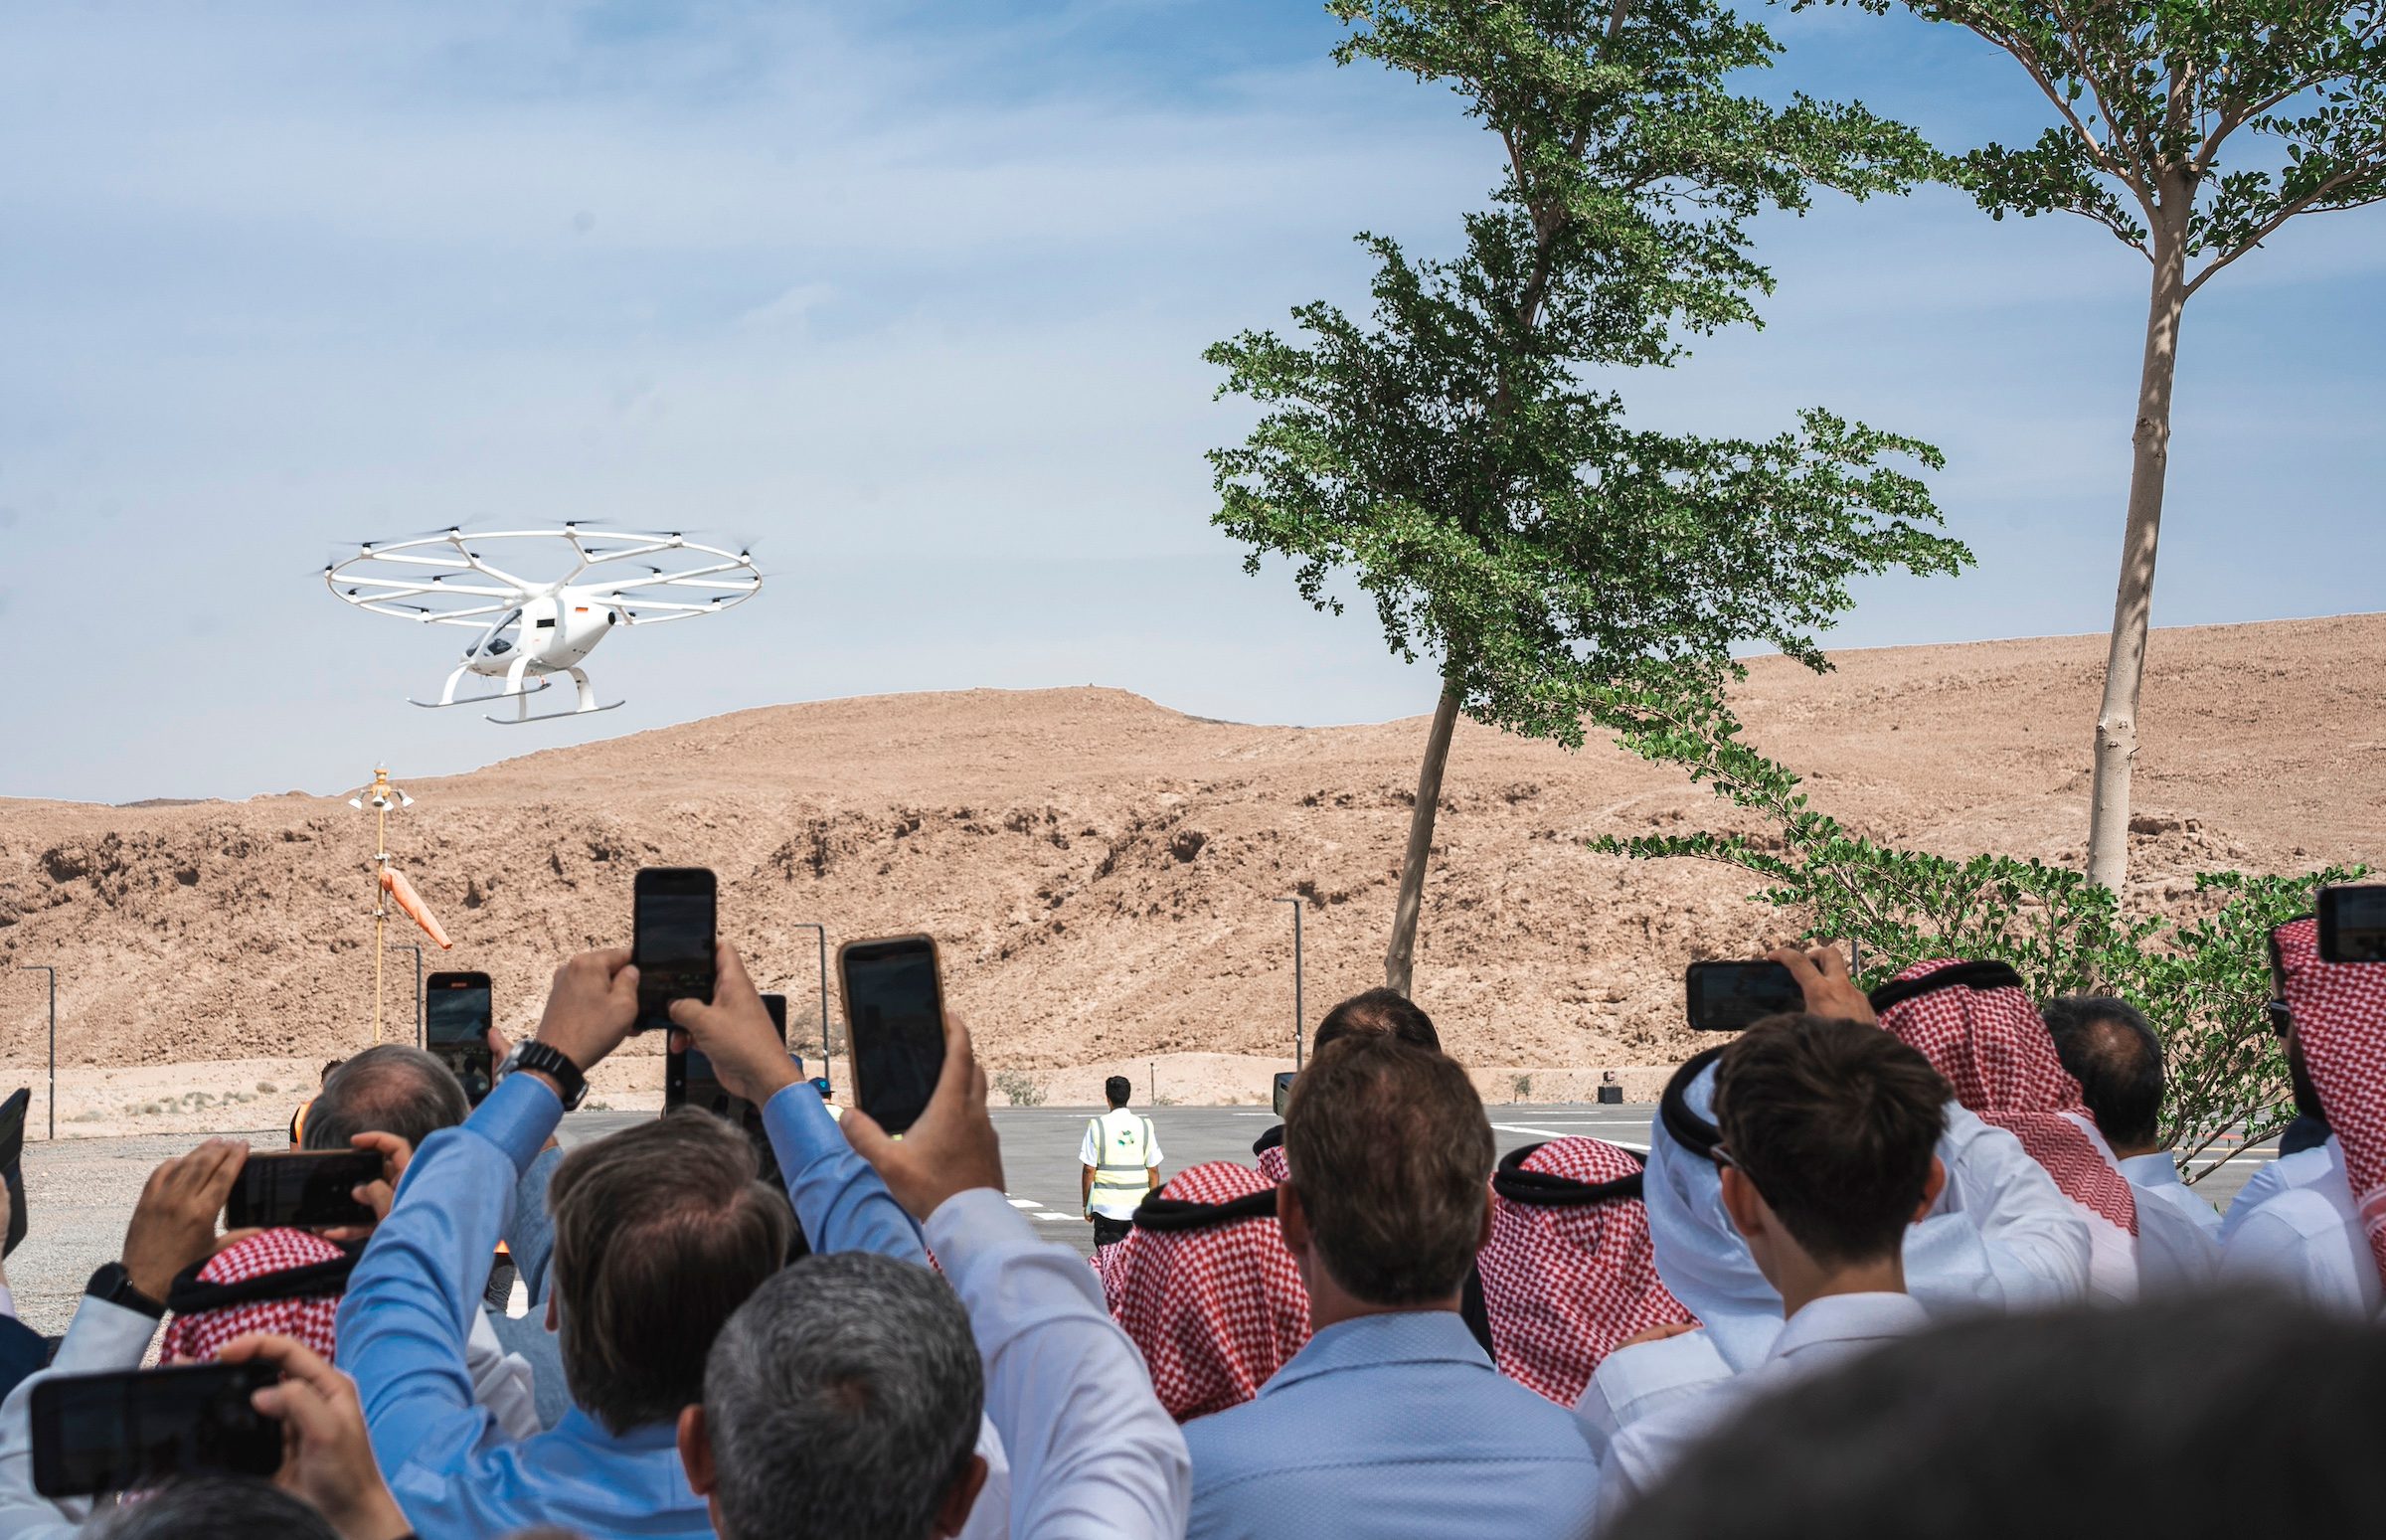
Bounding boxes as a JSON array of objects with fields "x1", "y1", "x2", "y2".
[{"x1": 0, "y1": 1088, "x2": 27, "y2": 1259}]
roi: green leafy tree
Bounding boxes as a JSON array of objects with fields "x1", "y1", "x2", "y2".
[
  {"x1": 1207, "y1": 0, "x2": 1971, "y2": 994},
  {"x1": 1597, "y1": 688, "x2": 2361, "y2": 1174},
  {"x1": 1812, "y1": 0, "x2": 2386, "y2": 891}
]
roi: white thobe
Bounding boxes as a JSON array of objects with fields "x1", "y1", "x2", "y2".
[
  {"x1": 2117, "y1": 1152, "x2": 2221, "y2": 1294},
  {"x1": 2217, "y1": 1137, "x2": 2384, "y2": 1322}
]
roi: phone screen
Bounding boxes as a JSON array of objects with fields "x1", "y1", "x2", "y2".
[
  {"x1": 32, "y1": 1362, "x2": 282, "y2": 1497},
  {"x1": 225, "y1": 1150, "x2": 381, "y2": 1230},
  {"x1": 841, "y1": 938, "x2": 945, "y2": 1135},
  {"x1": 425, "y1": 973, "x2": 494, "y2": 1106},
  {"x1": 635, "y1": 869, "x2": 717, "y2": 1028},
  {"x1": 1684, "y1": 961, "x2": 1807, "y2": 1031},
  {"x1": 2319, "y1": 885, "x2": 2386, "y2": 963},
  {"x1": 1273, "y1": 1071, "x2": 1296, "y2": 1117}
]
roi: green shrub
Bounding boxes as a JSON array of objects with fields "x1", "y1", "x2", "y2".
[
  {"x1": 991, "y1": 1069, "x2": 1047, "y2": 1109},
  {"x1": 1593, "y1": 690, "x2": 2361, "y2": 1179}
]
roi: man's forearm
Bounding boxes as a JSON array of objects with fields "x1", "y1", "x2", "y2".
[
  {"x1": 929, "y1": 1189, "x2": 1191, "y2": 1539},
  {"x1": 338, "y1": 1073, "x2": 562, "y2": 1477},
  {"x1": 763, "y1": 1082, "x2": 926, "y2": 1264},
  {"x1": 1942, "y1": 1106, "x2": 2092, "y2": 1306}
]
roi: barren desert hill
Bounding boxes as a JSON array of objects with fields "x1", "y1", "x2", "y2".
[{"x1": 0, "y1": 612, "x2": 2379, "y2": 1089}]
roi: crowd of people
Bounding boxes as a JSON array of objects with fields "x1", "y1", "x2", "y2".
[{"x1": 0, "y1": 913, "x2": 2379, "y2": 1538}]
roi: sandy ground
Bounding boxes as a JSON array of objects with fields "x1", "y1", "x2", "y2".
[{"x1": 2, "y1": 613, "x2": 2379, "y2": 1115}]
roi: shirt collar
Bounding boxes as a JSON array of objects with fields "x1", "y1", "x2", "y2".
[
  {"x1": 1769, "y1": 1291, "x2": 1928, "y2": 1362},
  {"x1": 554, "y1": 1407, "x2": 684, "y2": 1454},
  {"x1": 2116, "y1": 1151, "x2": 2184, "y2": 1188},
  {"x1": 1263, "y1": 1309, "x2": 1490, "y2": 1395}
]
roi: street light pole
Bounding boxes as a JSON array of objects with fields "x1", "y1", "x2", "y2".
[
  {"x1": 790, "y1": 923, "x2": 832, "y2": 1089},
  {"x1": 386, "y1": 943, "x2": 425, "y2": 1048},
  {"x1": 1275, "y1": 898, "x2": 1304, "y2": 1070},
  {"x1": 19, "y1": 966, "x2": 56, "y2": 1139}
]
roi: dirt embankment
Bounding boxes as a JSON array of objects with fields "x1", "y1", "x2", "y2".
[{"x1": 1, "y1": 614, "x2": 2378, "y2": 1128}]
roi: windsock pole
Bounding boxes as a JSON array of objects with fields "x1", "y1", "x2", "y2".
[{"x1": 348, "y1": 767, "x2": 416, "y2": 1046}]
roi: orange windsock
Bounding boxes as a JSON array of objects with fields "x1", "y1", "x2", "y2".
[{"x1": 380, "y1": 867, "x2": 454, "y2": 949}]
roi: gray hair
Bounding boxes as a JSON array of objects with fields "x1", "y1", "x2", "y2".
[
  {"x1": 303, "y1": 1044, "x2": 468, "y2": 1153},
  {"x1": 704, "y1": 1253, "x2": 985, "y2": 1540},
  {"x1": 90, "y1": 1478, "x2": 338, "y2": 1540}
]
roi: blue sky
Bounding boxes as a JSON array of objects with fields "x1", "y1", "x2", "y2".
[{"x1": 2, "y1": 0, "x2": 2379, "y2": 804}]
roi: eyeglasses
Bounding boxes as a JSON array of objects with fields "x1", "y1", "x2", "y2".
[{"x1": 2267, "y1": 999, "x2": 2294, "y2": 1037}]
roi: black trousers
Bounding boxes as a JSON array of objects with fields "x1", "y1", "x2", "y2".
[{"x1": 1091, "y1": 1213, "x2": 1135, "y2": 1247}]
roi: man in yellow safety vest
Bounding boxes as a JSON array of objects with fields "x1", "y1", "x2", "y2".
[{"x1": 1081, "y1": 1075, "x2": 1163, "y2": 1246}]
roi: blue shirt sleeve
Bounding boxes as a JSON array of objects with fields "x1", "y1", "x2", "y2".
[
  {"x1": 336, "y1": 1071, "x2": 563, "y2": 1485},
  {"x1": 760, "y1": 1083, "x2": 926, "y2": 1265}
]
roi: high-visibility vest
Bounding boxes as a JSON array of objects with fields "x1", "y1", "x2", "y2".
[{"x1": 1087, "y1": 1108, "x2": 1155, "y2": 1212}]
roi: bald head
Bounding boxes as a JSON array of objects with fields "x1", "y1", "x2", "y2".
[
  {"x1": 2041, "y1": 997, "x2": 2163, "y2": 1157},
  {"x1": 1312, "y1": 989, "x2": 1441, "y2": 1056},
  {"x1": 303, "y1": 1044, "x2": 469, "y2": 1153}
]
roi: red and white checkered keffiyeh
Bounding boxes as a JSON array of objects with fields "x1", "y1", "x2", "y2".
[
  {"x1": 1877, "y1": 959, "x2": 2138, "y2": 1239},
  {"x1": 2273, "y1": 917, "x2": 2386, "y2": 1290},
  {"x1": 161, "y1": 1228, "x2": 345, "y2": 1365},
  {"x1": 1475, "y1": 1138, "x2": 1693, "y2": 1406},
  {"x1": 1098, "y1": 1161, "x2": 1309, "y2": 1423},
  {"x1": 1251, "y1": 1124, "x2": 1290, "y2": 1185}
]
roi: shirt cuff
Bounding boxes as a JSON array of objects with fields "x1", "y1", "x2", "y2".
[
  {"x1": 468, "y1": 1070, "x2": 565, "y2": 1176},
  {"x1": 760, "y1": 1079, "x2": 841, "y2": 1170}
]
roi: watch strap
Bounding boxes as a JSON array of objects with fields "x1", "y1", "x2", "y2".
[
  {"x1": 85, "y1": 1262, "x2": 166, "y2": 1320},
  {"x1": 503, "y1": 1041, "x2": 589, "y2": 1112}
]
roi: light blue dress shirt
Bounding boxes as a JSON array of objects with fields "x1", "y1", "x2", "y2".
[
  {"x1": 1183, "y1": 1309, "x2": 1600, "y2": 1540},
  {"x1": 338, "y1": 1069, "x2": 914, "y2": 1540}
]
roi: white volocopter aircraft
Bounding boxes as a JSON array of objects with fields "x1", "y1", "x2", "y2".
[{"x1": 325, "y1": 525, "x2": 762, "y2": 723}]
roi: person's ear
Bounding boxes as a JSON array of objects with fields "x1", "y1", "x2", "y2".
[
  {"x1": 545, "y1": 1288, "x2": 559, "y2": 1333},
  {"x1": 1914, "y1": 1153, "x2": 1948, "y2": 1221},
  {"x1": 1719, "y1": 1165, "x2": 1767, "y2": 1243},
  {"x1": 931, "y1": 1453, "x2": 990, "y2": 1538},
  {"x1": 1475, "y1": 1198, "x2": 1494, "y2": 1253},
  {"x1": 1276, "y1": 1182, "x2": 1311, "y2": 1261},
  {"x1": 676, "y1": 1403, "x2": 715, "y2": 1496}
]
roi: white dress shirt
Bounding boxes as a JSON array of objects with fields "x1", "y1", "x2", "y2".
[
  {"x1": 1594, "y1": 1291, "x2": 1931, "y2": 1526},
  {"x1": 927, "y1": 1187, "x2": 1191, "y2": 1539},
  {"x1": 2117, "y1": 1152, "x2": 2221, "y2": 1294},
  {"x1": 2220, "y1": 1143, "x2": 2333, "y2": 1242},
  {"x1": 2218, "y1": 1138, "x2": 2385, "y2": 1321}
]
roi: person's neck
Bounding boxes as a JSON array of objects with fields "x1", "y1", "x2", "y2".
[
  {"x1": 2107, "y1": 1139, "x2": 2161, "y2": 1162},
  {"x1": 1774, "y1": 1253, "x2": 1906, "y2": 1319},
  {"x1": 1305, "y1": 1270, "x2": 1460, "y2": 1333}
]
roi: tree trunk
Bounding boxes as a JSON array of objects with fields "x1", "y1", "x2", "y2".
[
  {"x1": 1384, "y1": 681, "x2": 1463, "y2": 996},
  {"x1": 2086, "y1": 217, "x2": 2190, "y2": 893}
]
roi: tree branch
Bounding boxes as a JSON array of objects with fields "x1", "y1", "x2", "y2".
[{"x1": 2186, "y1": 149, "x2": 2386, "y2": 294}]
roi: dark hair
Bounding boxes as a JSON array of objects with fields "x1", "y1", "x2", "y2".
[
  {"x1": 1284, "y1": 1034, "x2": 1491, "y2": 1304},
  {"x1": 303, "y1": 1045, "x2": 467, "y2": 1153},
  {"x1": 1313, "y1": 988, "x2": 1441, "y2": 1054},
  {"x1": 705, "y1": 1254, "x2": 984, "y2": 1540},
  {"x1": 2042, "y1": 996, "x2": 2164, "y2": 1151},
  {"x1": 549, "y1": 1111, "x2": 795, "y2": 1433},
  {"x1": 1610, "y1": 1295, "x2": 2386, "y2": 1540},
  {"x1": 320, "y1": 1060, "x2": 343, "y2": 1084},
  {"x1": 88, "y1": 1478, "x2": 338, "y2": 1540},
  {"x1": 1713, "y1": 1015, "x2": 1948, "y2": 1268},
  {"x1": 1105, "y1": 1076, "x2": 1132, "y2": 1108}
]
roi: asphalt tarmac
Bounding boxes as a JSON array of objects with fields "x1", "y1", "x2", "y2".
[{"x1": 6, "y1": 1103, "x2": 2269, "y2": 1333}]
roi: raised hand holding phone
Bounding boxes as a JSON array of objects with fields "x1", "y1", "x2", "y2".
[
  {"x1": 666, "y1": 941, "x2": 800, "y2": 1107},
  {"x1": 842, "y1": 1012, "x2": 1003, "y2": 1221},
  {"x1": 123, "y1": 1137, "x2": 250, "y2": 1302},
  {"x1": 1767, "y1": 942, "x2": 1875, "y2": 1025},
  {"x1": 525, "y1": 947, "x2": 642, "y2": 1088},
  {"x1": 217, "y1": 1333, "x2": 413, "y2": 1540}
]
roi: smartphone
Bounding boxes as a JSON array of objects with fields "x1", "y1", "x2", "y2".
[
  {"x1": 838, "y1": 936, "x2": 947, "y2": 1135},
  {"x1": 224, "y1": 1149, "x2": 382, "y2": 1230},
  {"x1": 634, "y1": 868, "x2": 718, "y2": 1030},
  {"x1": 666, "y1": 993, "x2": 790, "y2": 1185},
  {"x1": 2317, "y1": 885, "x2": 2386, "y2": 963},
  {"x1": 32, "y1": 1361, "x2": 281, "y2": 1497},
  {"x1": 1273, "y1": 1071, "x2": 1296, "y2": 1117},
  {"x1": 1684, "y1": 960, "x2": 1806, "y2": 1032},
  {"x1": 425, "y1": 970, "x2": 495, "y2": 1107}
]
